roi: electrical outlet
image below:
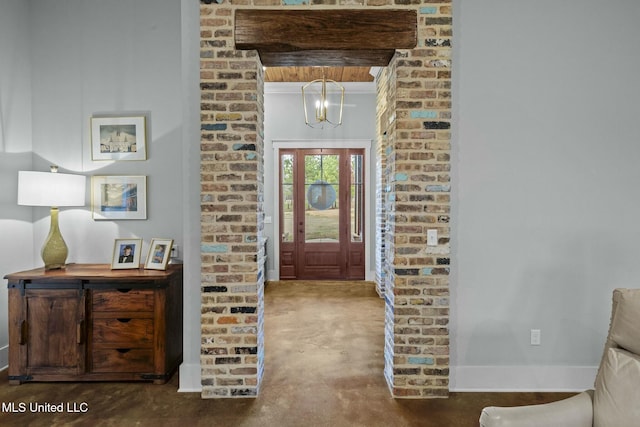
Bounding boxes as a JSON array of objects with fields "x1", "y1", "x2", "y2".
[
  {"x1": 530, "y1": 329, "x2": 541, "y2": 346},
  {"x1": 171, "y1": 245, "x2": 179, "y2": 258}
]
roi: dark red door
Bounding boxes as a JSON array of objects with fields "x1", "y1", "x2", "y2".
[{"x1": 279, "y1": 148, "x2": 364, "y2": 280}]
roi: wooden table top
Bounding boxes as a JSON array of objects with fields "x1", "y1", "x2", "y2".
[{"x1": 4, "y1": 263, "x2": 182, "y2": 282}]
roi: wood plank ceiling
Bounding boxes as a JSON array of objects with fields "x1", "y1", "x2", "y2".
[{"x1": 264, "y1": 66, "x2": 374, "y2": 83}]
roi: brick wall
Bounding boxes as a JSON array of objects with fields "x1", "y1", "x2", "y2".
[
  {"x1": 200, "y1": 0, "x2": 451, "y2": 399},
  {"x1": 381, "y1": 5, "x2": 452, "y2": 397}
]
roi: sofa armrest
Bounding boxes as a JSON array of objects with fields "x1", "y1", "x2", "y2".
[{"x1": 479, "y1": 390, "x2": 593, "y2": 427}]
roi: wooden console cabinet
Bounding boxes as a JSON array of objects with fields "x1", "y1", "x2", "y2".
[{"x1": 5, "y1": 264, "x2": 183, "y2": 385}]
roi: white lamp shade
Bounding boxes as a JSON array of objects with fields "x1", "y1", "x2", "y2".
[{"x1": 18, "y1": 171, "x2": 86, "y2": 207}]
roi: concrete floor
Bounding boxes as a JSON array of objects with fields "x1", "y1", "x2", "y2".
[{"x1": 0, "y1": 281, "x2": 574, "y2": 426}]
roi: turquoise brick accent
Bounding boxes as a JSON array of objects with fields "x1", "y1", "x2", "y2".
[
  {"x1": 283, "y1": 0, "x2": 307, "y2": 4},
  {"x1": 437, "y1": 297, "x2": 449, "y2": 306},
  {"x1": 201, "y1": 123, "x2": 227, "y2": 131},
  {"x1": 422, "y1": 268, "x2": 433, "y2": 275},
  {"x1": 395, "y1": 173, "x2": 408, "y2": 181},
  {"x1": 408, "y1": 357, "x2": 435, "y2": 365},
  {"x1": 426, "y1": 184, "x2": 451, "y2": 192},
  {"x1": 201, "y1": 244, "x2": 228, "y2": 253},
  {"x1": 420, "y1": 7, "x2": 438, "y2": 14},
  {"x1": 246, "y1": 152, "x2": 257, "y2": 160},
  {"x1": 411, "y1": 110, "x2": 438, "y2": 119}
]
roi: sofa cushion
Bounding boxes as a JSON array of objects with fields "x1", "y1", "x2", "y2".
[
  {"x1": 593, "y1": 347, "x2": 640, "y2": 427},
  {"x1": 610, "y1": 289, "x2": 640, "y2": 355}
]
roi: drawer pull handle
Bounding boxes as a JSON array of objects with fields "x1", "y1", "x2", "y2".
[
  {"x1": 116, "y1": 348, "x2": 131, "y2": 354},
  {"x1": 117, "y1": 318, "x2": 132, "y2": 323},
  {"x1": 117, "y1": 288, "x2": 132, "y2": 293}
]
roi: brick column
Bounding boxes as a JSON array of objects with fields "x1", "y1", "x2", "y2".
[
  {"x1": 378, "y1": 4, "x2": 452, "y2": 398},
  {"x1": 200, "y1": 1, "x2": 265, "y2": 397}
]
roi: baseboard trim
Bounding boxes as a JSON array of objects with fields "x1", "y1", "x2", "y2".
[
  {"x1": 178, "y1": 362, "x2": 202, "y2": 393},
  {"x1": 450, "y1": 365, "x2": 598, "y2": 392},
  {"x1": 366, "y1": 269, "x2": 375, "y2": 282}
]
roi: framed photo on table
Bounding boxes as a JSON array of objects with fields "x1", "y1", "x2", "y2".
[
  {"x1": 91, "y1": 175, "x2": 147, "y2": 220},
  {"x1": 111, "y1": 238, "x2": 142, "y2": 269},
  {"x1": 91, "y1": 116, "x2": 147, "y2": 161},
  {"x1": 145, "y1": 238, "x2": 173, "y2": 270}
]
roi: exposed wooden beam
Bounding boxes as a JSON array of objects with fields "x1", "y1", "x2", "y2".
[
  {"x1": 235, "y1": 9, "x2": 416, "y2": 67},
  {"x1": 259, "y1": 49, "x2": 395, "y2": 67}
]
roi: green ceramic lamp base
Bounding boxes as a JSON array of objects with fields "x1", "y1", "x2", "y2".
[{"x1": 41, "y1": 207, "x2": 69, "y2": 270}]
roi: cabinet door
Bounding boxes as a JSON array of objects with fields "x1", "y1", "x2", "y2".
[{"x1": 24, "y1": 289, "x2": 86, "y2": 375}]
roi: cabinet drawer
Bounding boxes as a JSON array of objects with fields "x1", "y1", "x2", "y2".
[
  {"x1": 92, "y1": 318, "x2": 153, "y2": 346},
  {"x1": 92, "y1": 289, "x2": 154, "y2": 312},
  {"x1": 92, "y1": 349, "x2": 153, "y2": 373}
]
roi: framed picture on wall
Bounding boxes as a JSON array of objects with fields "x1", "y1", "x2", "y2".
[
  {"x1": 111, "y1": 238, "x2": 143, "y2": 269},
  {"x1": 144, "y1": 238, "x2": 173, "y2": 270},
  {"x1": 91, "y1": 116, "x2": 147, "y2": 161},
  {"x1": 91, "y1": 175, "x2": 147, "y2": 220}
]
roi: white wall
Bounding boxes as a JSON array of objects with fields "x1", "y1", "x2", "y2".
[
  {"x1": 28, "y1": 0, "x2": 184, "y2": 263},
  {"x1": 0, "y1": 0, "x2": 202, "y2": 390},
  {"x1": 451, "y1": 0, "x2": 640, "y2": 391},
  {"x1": 263, "y1": 87, "x2": 377, "y2": 280},
  {"x1": 0, "y1": 0, "x2": 35, "y2": 370}
]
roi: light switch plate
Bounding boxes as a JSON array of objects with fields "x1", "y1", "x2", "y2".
[{"x1": 427, "y1": 229, "x2": 438, "y2": 246}]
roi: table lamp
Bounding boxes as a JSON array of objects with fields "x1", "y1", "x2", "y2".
[{"x1": 18, "y1": 166, "x2": 86, "y2": 270}]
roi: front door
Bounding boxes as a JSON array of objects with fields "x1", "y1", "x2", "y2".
[{"x1": 279, "y1": 148, "x2": 365, "y2": 280}]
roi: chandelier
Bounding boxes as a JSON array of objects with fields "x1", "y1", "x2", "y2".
[{"x1": 301, "y1": 69, "x2": 344, "y2": 129}]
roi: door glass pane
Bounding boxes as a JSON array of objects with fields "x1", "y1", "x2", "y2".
[
  {"x1": 351, "y1": 154, "x2": 363, "y2": 242},
  {"x1": 281, "y1": 154, "x2": 294, "y2": 242},
  {"x1": 305, "y1": 154, "x2": 339, "y2": 243}
]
